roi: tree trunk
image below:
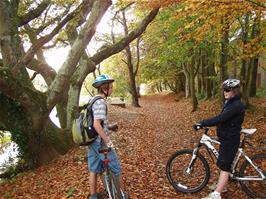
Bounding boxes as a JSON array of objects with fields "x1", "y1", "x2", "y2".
[
  {"x1": 0, "y1": 93, "x2": 72, "y2": 166},
  {"x1": 205, "y1": 48, "x2": 213, "y2": 99},
  {"x1": 190, "y1": 67, "x2": 198, "y2": 112},
  {"x1": 182, "y1": 63, "x2": 190, "y2": 98},
  {"x1": 125, "y1": 46, "x2": 140, "y2": 107},
  {"x1": 248, "y1": 16, "x2": 260, "y2": 97},
  {"x1": 219, "y1": 19, "x2": 229, "y2": 104},
  {"x1": 190, "y1": 55, "x2": 198, "y2": 112},
  {"x1": 240, "y1": 59, "x2": 249, "y2": 106},
  {"x1": 240, "y1": 14, "x2": 250, "y2": 106},
  {"x1": 26, "y1": 120, "x2": 72, "y2": 166},
  {"x1": 248, "y1": 57, "x2": 259, "y2": 97},
  {"x1": 121, "y1": 10, "x2": 140, "y2": 107}
]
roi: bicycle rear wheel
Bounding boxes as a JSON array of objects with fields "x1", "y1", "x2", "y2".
[
  {"x1": 166, "y1": 149, "x2": 210, "y2": 193},
  {"x1": 239, "y1": 153, "x2": 266, "y2": 198}
]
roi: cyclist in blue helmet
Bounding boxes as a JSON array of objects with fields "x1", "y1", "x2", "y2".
[
  {"x1": 92, "y1": 74, "x2": 114, "y2": 98},
  {"x1": 194, "y1": 79, "x2": 245, "y2": 199},
  {"x1": 88, "y1": 74, "x2": 129, "y2": 199}
]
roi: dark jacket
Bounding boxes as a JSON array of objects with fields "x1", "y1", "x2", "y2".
[{"x1": 200, "y1": 96, "x2": 245, "y2": 140}]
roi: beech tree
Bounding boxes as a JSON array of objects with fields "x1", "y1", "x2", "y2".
[{"x1": 0, "y1": 0, "x2": 158, "y2": 166}]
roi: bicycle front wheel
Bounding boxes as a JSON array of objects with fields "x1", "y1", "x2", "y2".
[
  {"x1": 166, "y1": 149, "x2": 210, "y2": 193},
  {"x1": 239, "y1": 153, "x2": 266, "y2": 198},
  {"x1": 109, "y1": 171, "x2": 124, "y2": 199}
]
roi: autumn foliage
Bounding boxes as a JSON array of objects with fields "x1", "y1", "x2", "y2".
[{"x1": 0, "y1": 94, "x2": 265, "y2": 198}]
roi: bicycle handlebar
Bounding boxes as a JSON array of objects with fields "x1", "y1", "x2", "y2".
[
  {"x1": 99, "y1": 147, "x2": 112, "y2": 154},
  {"x1": 194, "y1": 125, "x2": 209, "y2": 134}
]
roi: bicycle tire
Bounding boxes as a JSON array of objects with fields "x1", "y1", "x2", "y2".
[
  {"x1": 166, "y1": 149, "x2": 210, "y2": 193},
  {"x1": 109, "y1": 171, "x2": 124, "y2": 199},
  {"x1": 239, "y1": 153, "x2": 266, "y2": 199}
]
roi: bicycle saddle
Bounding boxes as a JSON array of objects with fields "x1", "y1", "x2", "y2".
[{"x1": 241, "y1": 128, "x2": 257, "y2": 135}]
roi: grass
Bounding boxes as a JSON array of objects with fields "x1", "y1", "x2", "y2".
[{"x1": 256, "y1": 88, "x2": 266, "y2": 97}]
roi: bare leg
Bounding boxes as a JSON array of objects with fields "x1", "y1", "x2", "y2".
[
  {"x1": 215, "y1": 170, "x2": 229, "y2": 193},
  {"x1": 90, "y1": 172, "x2": 98, "y2": 195}
]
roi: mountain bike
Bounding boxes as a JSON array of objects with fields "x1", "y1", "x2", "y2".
[
  {"x1": 166, "y1": 127, "x2": 266, "y2": 198},
  {"x1": 99, "y1": 147, "x2": 124, "y2": 199}
]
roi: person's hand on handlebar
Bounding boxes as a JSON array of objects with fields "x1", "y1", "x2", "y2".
[
  {"x1": 193, "y1": 123, "x2": 203, "y2": 131},
  {"x1": 106, "y1": 139, "x2": 114, "y2": 148}
]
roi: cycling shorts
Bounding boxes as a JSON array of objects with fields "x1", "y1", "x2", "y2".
[{"x1": 216, "y1": 137, "x2": 240, "y2": 172}]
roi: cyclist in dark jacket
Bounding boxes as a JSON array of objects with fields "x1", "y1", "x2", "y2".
[{"x1": 194, "y1": 79, "x2": 245, "y2": 199}]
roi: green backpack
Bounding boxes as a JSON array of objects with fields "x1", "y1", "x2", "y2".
[{"x1": 72, "y1": 96, "x2": 103, "y2": 146}]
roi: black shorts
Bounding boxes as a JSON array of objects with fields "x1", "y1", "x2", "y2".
[{"x1": 216, "y1": 137, "x2": 240, "y2": 172}]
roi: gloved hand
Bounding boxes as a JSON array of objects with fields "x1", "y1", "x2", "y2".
[{"x1": 193, "y1": 123, "x2": 203, "y2": 131}]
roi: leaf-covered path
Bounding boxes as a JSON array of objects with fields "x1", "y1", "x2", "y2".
[{"x1": 0, "y1": 94, "x2": 265, "y2": 198}]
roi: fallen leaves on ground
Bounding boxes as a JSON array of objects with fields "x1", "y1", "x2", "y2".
[{"x1": 0, "y1": 94, "x2": 265, "y2": 198}]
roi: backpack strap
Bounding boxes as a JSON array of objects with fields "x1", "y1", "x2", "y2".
[
  {"x1": 87, "y1": 96, "x2": 104, "y2": 110},
  {"x1": 86, "y1": 96, "x2": 105, "y2": 126}
]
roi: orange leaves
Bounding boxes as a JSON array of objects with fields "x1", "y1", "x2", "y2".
[
  {"x1": 239, "y1": 35, "x2": 266, "y2": 60},
  {"x1": 0, "y1": 94, "x2": 265, "y2": 198}
]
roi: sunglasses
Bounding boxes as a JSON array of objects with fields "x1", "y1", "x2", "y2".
[{"x1": 223, "y1": 88, "x2": 231, "y2": 92}]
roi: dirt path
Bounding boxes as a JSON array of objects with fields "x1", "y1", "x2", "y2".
[
  {"x1": 113, "y1": 94, "x2": 259, "y2": 199},
  {"x1": 0, "y1": 94, "x2": 265, "y2": 198}
]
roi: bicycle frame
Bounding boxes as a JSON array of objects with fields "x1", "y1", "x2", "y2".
[
  {"x1": 101, "y1": 148, "x2": 116, "y2": 199},
  {"x1": 231, "y1": 148, "x2": 265, "y2": 181},
  {"x1": 190, "y1": 128, "x2": 265, "y2": 182},
  {"x1": 99, "y1": 148, "x2": 124, "y2": 199}
]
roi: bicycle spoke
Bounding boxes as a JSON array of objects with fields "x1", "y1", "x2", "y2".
[{"x1": 166, "y1": 149, "x2": 210, "y2": 193}]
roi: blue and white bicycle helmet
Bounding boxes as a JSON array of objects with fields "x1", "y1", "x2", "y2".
[
  {"x1": 222, "y1": 79, "x2": 240, "y2": 90},
  {"x1": 92, "y1": 74, "x2": 114, "y2": 88}
]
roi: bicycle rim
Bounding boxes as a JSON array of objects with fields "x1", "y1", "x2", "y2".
[
  {"x1": 239, "y1": 153, "x2": 266, "y2": 198},
  {"x1": 166, "y1": 149, "x2": 210, "y2": 193}
]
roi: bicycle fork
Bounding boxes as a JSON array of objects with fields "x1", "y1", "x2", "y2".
[{"x1": 185, "y1": 147, "x2": 199, "y2": 175}]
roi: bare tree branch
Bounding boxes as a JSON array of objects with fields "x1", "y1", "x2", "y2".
[
  {"x1": 35, "y1": 6, "x2": 72, "y2": 35},
  {"x1": 30, "y1": 72, "x2": 39, "y2": 81},
  {"x1": 121, "y1": 58, "x2": 127, "y2": 65},
  {"x1": 91, "y1": 8, "x2": 159, "y2": 64},
  {"x1": 18, "y1": 0, "x2": 51, "y2": 27},
  {"x1": 28, "y1": 59, "x2": 56, "y2": 86},
  {"x1": 47, "y1": 0, "x2": 111, "y2": 111},
  {"x1": 134, "y1": 36, "x2": 141, "y2": 76},
  {"x1": 12, "y1": 0, "x2": 90, "y2": 75},
  {"x1": 42, "y1": 38, "x2": 69, "y2": 49}
]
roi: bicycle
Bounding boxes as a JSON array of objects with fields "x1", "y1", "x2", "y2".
[
  {"x1": 99, "y1": 146, "x2": 124, "y2": 199},
  {"x1": 166, "y1": 127, "x2": 266, "y2": 198}
]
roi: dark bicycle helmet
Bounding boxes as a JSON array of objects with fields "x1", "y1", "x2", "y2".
[
  {"x1": 92, "y1": 74, "x2": 114, "y2": 88},
  {"x1": 222, "y1": 79, "x2": 240, "y2": 90}
]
